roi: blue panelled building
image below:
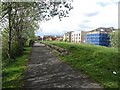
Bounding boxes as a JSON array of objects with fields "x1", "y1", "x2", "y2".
[{"x1": 84, "y1": 27, "x2": 114, "y2": 47}]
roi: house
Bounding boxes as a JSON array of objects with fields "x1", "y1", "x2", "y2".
[
  {"x1": 84, "y1": 27, "x2": 114, "y2": 46},
  {"x1": 43, "y1": 35, "x2": 63, "y2": 41},
  {"x1": 71, "y1": 31, "x2": 85, "y2": 43},
  {"x1": 43, "y1": 35, "x2": 54, "y2": 41},
  {"x1": 55, "y1": 36, "x2": 63, "y2": 41}
]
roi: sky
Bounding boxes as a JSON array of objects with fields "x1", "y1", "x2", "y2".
[{"x1": 35, "y1": 0, "x2": 119, "y2": 36}]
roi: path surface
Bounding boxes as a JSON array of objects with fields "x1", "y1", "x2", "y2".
[{"x1": 24, "y1": 42, "x2": 102, "y2": 89}]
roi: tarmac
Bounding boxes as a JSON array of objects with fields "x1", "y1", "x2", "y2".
[{"x1": 24, "y1": 42, "x2": 103, "y2": 89}]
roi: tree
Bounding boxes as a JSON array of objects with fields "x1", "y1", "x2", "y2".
[
  {"x1": 1, "y1": 1, "x2": 73, "y2": 60},
  {"x1": 110, "y1": 29, "x2": 120, "y2": 48}
]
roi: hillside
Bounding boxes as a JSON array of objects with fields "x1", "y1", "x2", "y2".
[{"x1": 44, "y1": 41, "x2": 118, "y2": 88}]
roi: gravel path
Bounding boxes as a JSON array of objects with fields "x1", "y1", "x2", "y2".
[{"x1": 24, "y1": 43, "x2": 103, "y2": 89}]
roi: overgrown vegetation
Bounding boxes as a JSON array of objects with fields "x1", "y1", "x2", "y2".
[
  {"x1": 44, "y1": 41, "x2": 119, "y2": 88},
  {"x1": 110, "y1": 29, "x2": 120, "y2": 48},
  {"x1": 2, "y1": 47, "x2": 31, "y2": 88}
]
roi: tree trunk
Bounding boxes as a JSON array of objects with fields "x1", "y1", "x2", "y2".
[{"x1": 8, "y1": 6, "x2": 12, "y2": 60}]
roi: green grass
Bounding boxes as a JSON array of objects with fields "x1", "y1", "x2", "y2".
[
  {"x1": 44, "y1": 41, "x2": 119, "y2": 88},
  {"x1": 2, "y1": 47, "x2": 31, "y2": 88}
]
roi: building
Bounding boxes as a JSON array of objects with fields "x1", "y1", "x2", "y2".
[
  {"x1": 63, "y1": 31, "x2": 73, "y2": 42},
  {"x1": 71, "y1": 31, "x2": 85, "y2": 43},
  {"x1": 55, "y1": 36, "x2": 63, "y2": 41},
  {"x1": 63, "y1": 31, "x2": 85, "y2": 43},
  {"x1": 43, "y1": 35, "x2": 55, "y2": 41},
  {"x1": 84, "y1": 27, "x2": 114, "y2": 46},
  {"x1": 43, "y1": 35, "x2": 63, "y2": 41}
]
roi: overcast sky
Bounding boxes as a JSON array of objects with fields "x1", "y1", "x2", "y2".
[{"x1": 36, "y1": 0, "x2": 119, "y2": 36}]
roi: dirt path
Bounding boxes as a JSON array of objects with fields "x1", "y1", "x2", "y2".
[{"x1": 24, "y1": 42, "x2": 103, "y2": 89}]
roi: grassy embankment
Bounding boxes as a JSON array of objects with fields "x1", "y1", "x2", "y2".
[
  {"x1": 2, "y1": 47, "x2": 31, "y2": 88},
  {"x1": 44, "y1": 41, "x2": 119, "y2": 88}
]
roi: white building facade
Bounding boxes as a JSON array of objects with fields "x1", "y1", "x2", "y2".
[
  {"x1": 71, "y1": 31, "x2": 84, "y2": 43},
  {"x1": 63, "y1": 31, "x2": 73, "y2": 42},
  {"x1": 63, "y1": 31, "x2": 85, "y2": 43}
]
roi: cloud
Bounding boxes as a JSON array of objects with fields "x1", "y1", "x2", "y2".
[
  {"x1": 36, "y1": 0, "x2": 119, "y2": 36},
  {"x1": 96, "y1": 0, "x2": 119, "y2": 6},
  {"x1": 84, "y1": 12, "x2": 99, "y2": 17}
]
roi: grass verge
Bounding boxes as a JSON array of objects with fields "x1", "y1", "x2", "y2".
[
  {"x1": 44, "y1": 41, "x2": 119, "y2": 88},
  {"x1": 2, "y1": 47, "x2": 31, "y2": 88}
]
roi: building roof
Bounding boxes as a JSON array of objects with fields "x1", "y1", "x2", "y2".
[
  {"x1": 94, "y1": 27, "x2": 113, "y2": 32},
  {"x1": 86, "y1": 27, "x2": 114, "y2": 34}
]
